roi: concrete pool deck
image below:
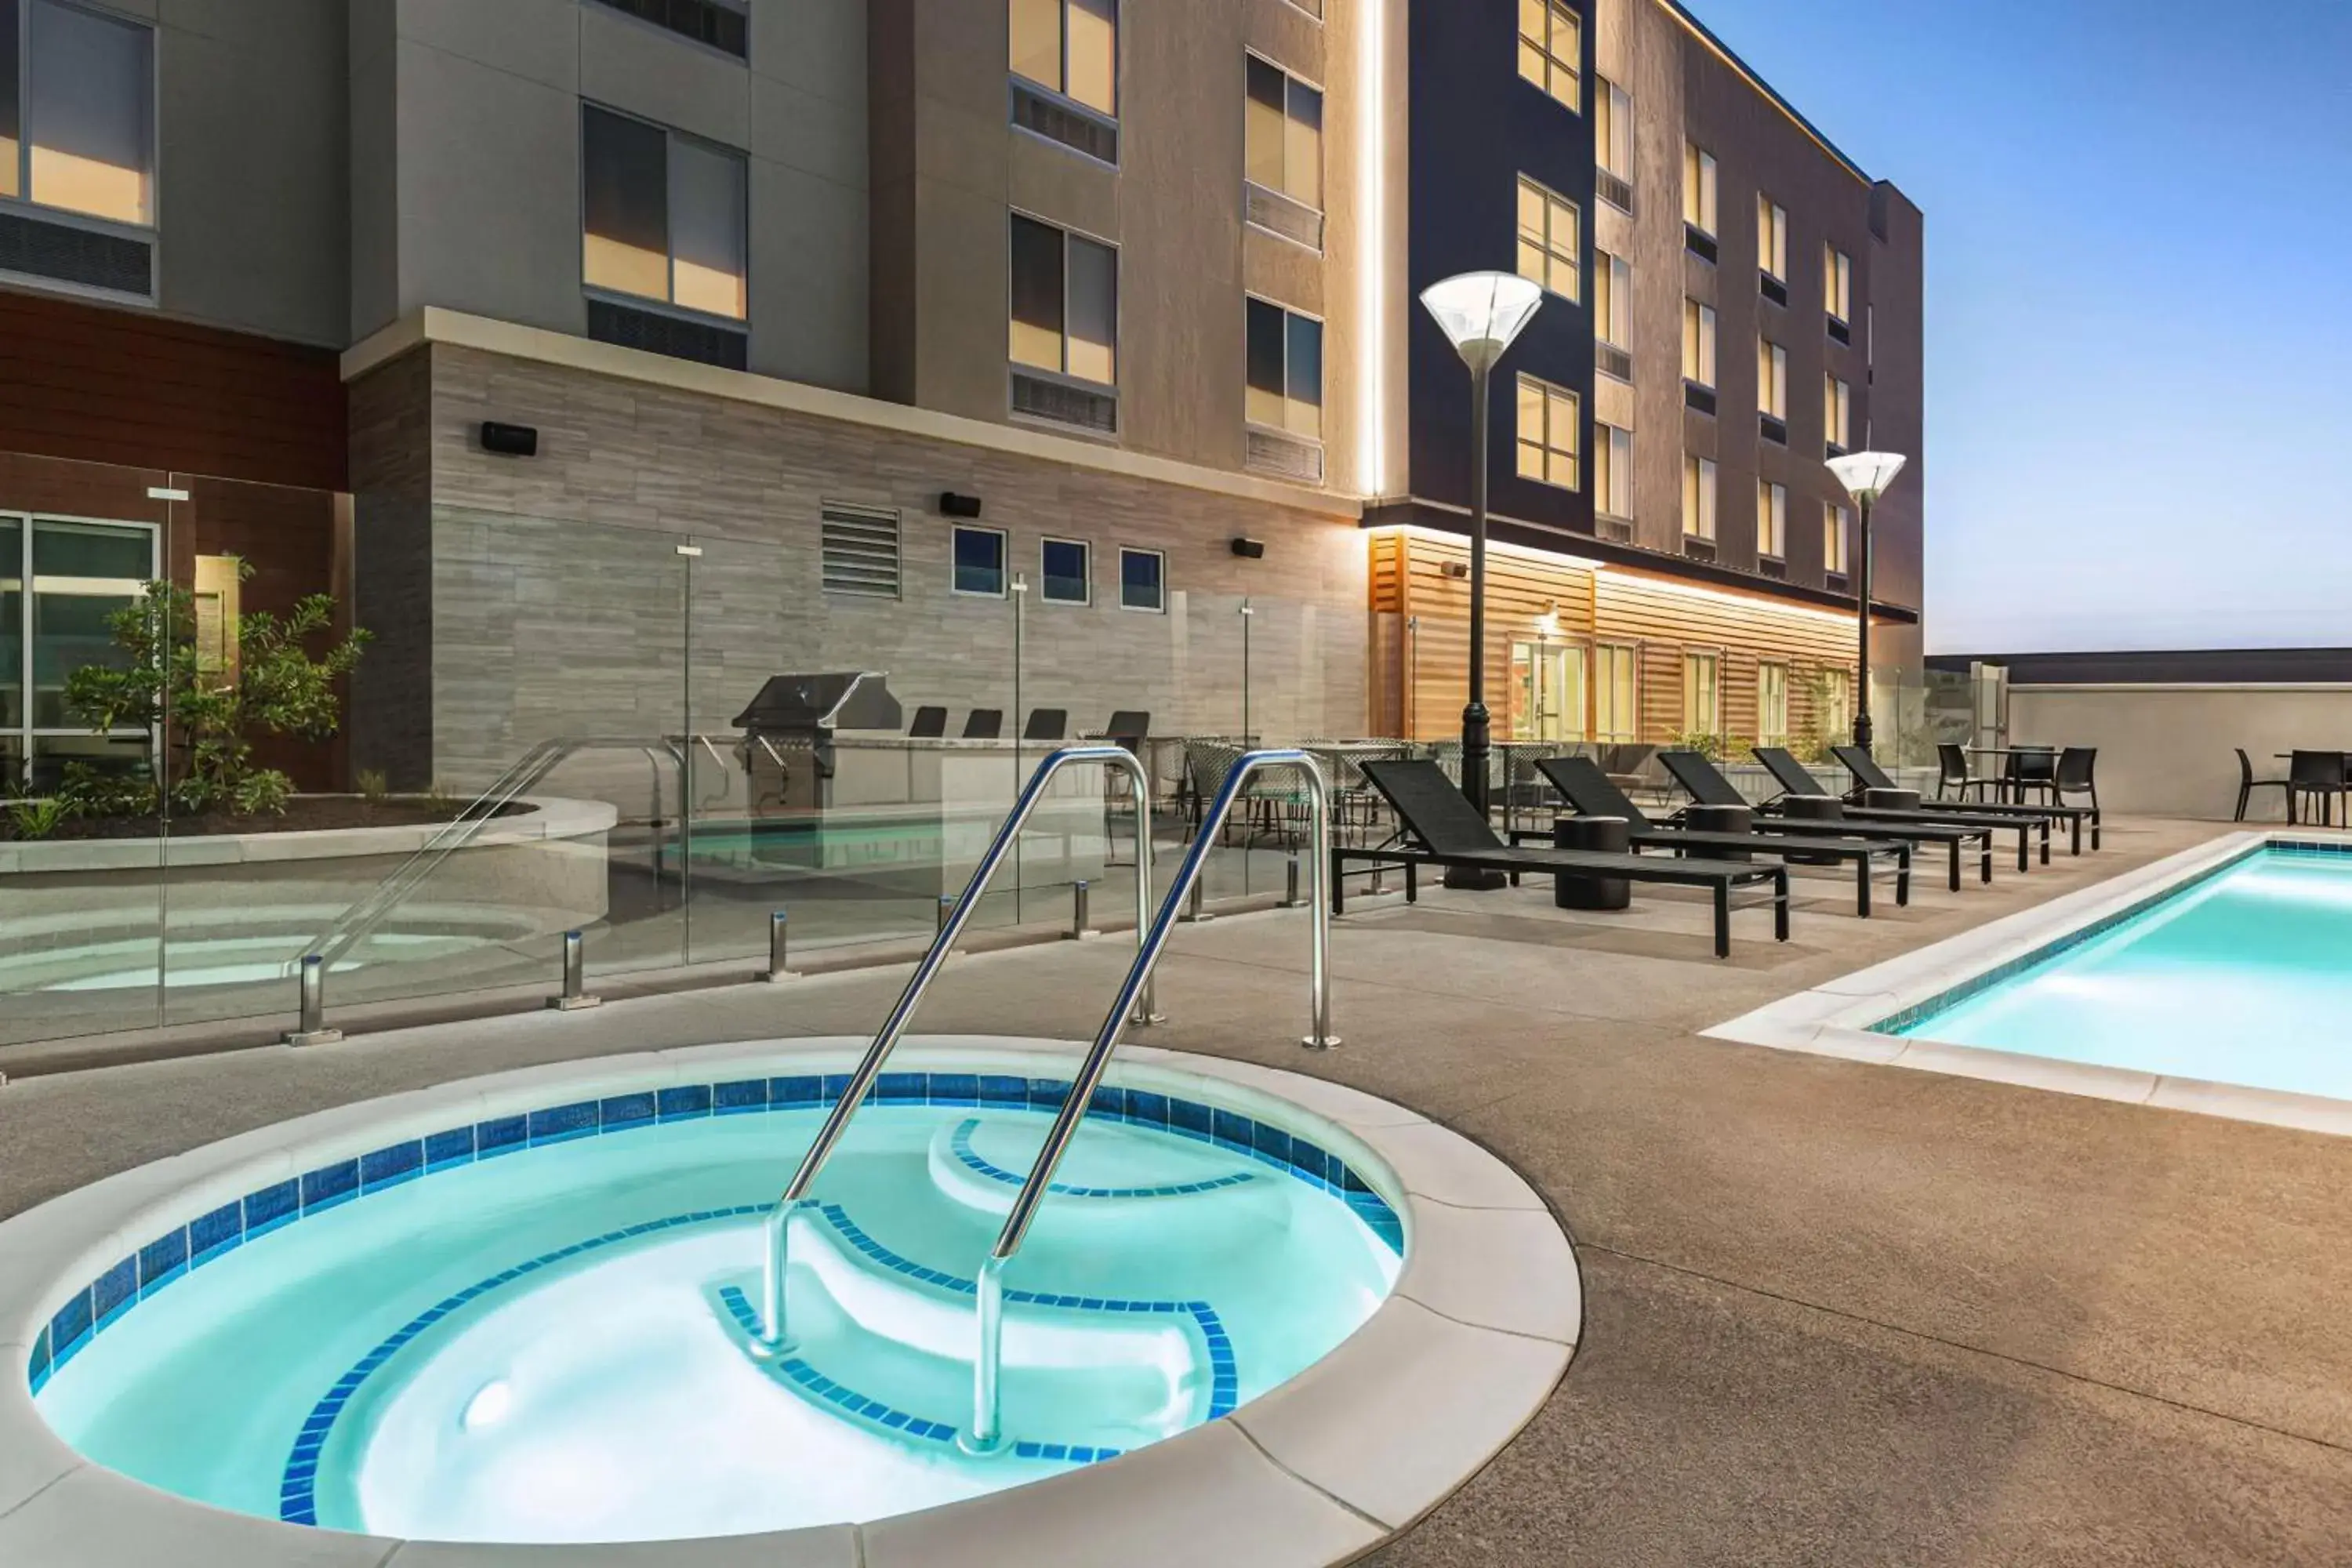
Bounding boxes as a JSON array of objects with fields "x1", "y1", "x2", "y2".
[{"x1": 2, "y1": 814, "x2": 2348, "y2": 1563}]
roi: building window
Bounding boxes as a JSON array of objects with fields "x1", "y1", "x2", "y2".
[
  {"x1": 1516, "y1": 0, "x2": 1580, "y2": 111},
  {"x1": 1515, "y1": 376, "x2": 1581, "y2": 491},
  {"x1": 1681, "y1": 299, "x2": 1716, "y2": 388},
  {"x1": 3, "y1": 0, "x2": 155, "y2": 225},
  {"x1": 1595, "y1": 78, "x2": 1632, "y2": 186},
  {"x1": 1825, "y1": 373, "x2": 1852, "y2": 452},
  {"x1": 1756, "y1": 480, "x2": 1787, "y2": 559},
  {"x1": 1594, "y1": 643, "x2": 1639, "y2": 742},
  {"x1": 1010, "y1": 212, "x2": 1117, "y2": 387},
  {"x1": 1119, "y1": 546, "x2": 1165, "y2": 612},
  {"x1": 1011, "y1": 0, "x2": 1117, "y2": 118},
  {"x1": 1682, "y1": 143, "x2": 1717, "y2": 235},
  {"x1": 1682, "y1": 456, "x2": 1717, "y2": 541},
  {"x1": 1825, "y1": 244, "x2": 1852, "y2": 324},
  {"x1": 1595, "y1": 250, "x2": 1631, "y2": 349},
  {"x1": 1757, "y1": 661, "x2": 1790, "y2": 746},
  {"x1": 1756, "y1": 194, "x2": 1787, "y2": 281},
  {"x1": 1245, "y1": 54, "x2": 1322, "y2": 213},
  {"x1": 2, "y1": 517, "x2": 159, "y2": 782},
  {"x1": 953, "y1": 525, "x2": 1008, "y2": 597},
  {"x1": 1682, "y1": 650, "x2": 1720, "y2": 735},
  {"x1": 1040, "y1": 537, "x2": 1091, "y2": 604},
  {"x1": 1758, "y1": 338, "x2": 1787, "y2": 420},
  {"x1": 590, "y1": 0, "x2": 748, "y2": 58},
  {"x1": 1515, "y1": 176, "x2": 1580, "y2": 303},
  {"x1": 1246, "y1": 297, "x2": 1323, "y2": 440},
  {"x1": 583, "y1": 104, "x2": 747, "y2": 321},
  {"x1": 1595, "y1": 423, "x2": 1632, "y2": 520},
  {"x1": 1819, "y1": 667, "x2": 1852, "y2": 738},
  {"x1": 1825, "y1": 502, "x2": 1850, "y2": 574}
]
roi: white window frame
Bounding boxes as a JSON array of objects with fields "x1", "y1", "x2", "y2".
[
  {"x1": 1515, "y1": 373, "x2": 1581, "y2": 493},
  {"x1": 1682, "y1": 454, "x2": 1717, "y2": 541},
  {"x1": 1682, "y1": 298, "x2": 1716, "y2": 388},
  {"x1": 2, "y1": 510, "x2": 162, "y2": 767},
  {"x1": 1682, "y1": 141, "x2": 1717, "y2": 235},
  {"x1": 1244, "y1": 293, "x2": 1325, "y2": 445},
  {"x1": 1117, "y1": 545, "x2": 1166, "y2": 613},
  {"x1": 1595, "y1": 422, "x2": 1632, "y2": 521},
  {"x1": 1039, "y1": 535, "x2": 1092, "y2": 605},
  {"x1": 1243, "y1": 49, "x2": 1323, "y2": 219},
  {"x1": 1755, "y1": 479, "x2": 1787, "y2": 560},
  {"x1": 1010, "y1": 0, "x2": 1120, "y2": 125},
  {"x1": 951, "y1": 523, "x2": 1011, "y2": 599},
  {"x1": 1757, "y1": 194, "x2": 1788, "y2": 281},
  {"x1": 1681, "y1": 648, "x2": 1721, "y2": 735},
  {"x1": 1007, "y1": 207, "x2": 1120, "y2": 392},
  {"x1": 1515, "y1": 173, "x2": 1581, "y2": 303},
  {"x1": 1593, "y1": 641, "x2": 1640, "y2": 743},
  {"x1": 1757, "y1": 660, "x2": 1791, "y2": 746},
  {"x1": 1825, "y1": 243, "x2": 1853, "y2": 324},
  {"x1": 1824, "y1": 502, "x2": 1851, "y2": 575},
  {"x1": 1825, "y1": 373, "x2": 1852, "y2": 451},
  {"x1": 1516, "y1": 0, "x2": 1581, "y2": 112},
  {"x1": 1595, "y1": 78, "x2": 1633, "y2": 184},
  {"x1": 1758, "y1": 337, "x2": 1787, "y2": 419}
]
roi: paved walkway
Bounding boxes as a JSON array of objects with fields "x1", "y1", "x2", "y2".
[{"x1": 4, "y1": 815, "x2": 2348, "y2": 1564}]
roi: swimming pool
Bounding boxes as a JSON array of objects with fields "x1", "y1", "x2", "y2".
[
  {"x1": 1, "y1": 1040, "x2": 1578, "y2": 1565},
  {"x1": 1708, "y1": 834, "x2": 2352, "y2": 1134},
  {"x1": 1886, "y1": 844, "x2": 2352, "y2": 1100}
]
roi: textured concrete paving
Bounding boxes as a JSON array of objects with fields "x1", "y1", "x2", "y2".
[{"x1": 4, "y1": 816, "x2": 2349, "y2": 1564}]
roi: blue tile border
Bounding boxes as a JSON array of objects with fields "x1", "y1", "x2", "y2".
[
  {"x1": 27, "y1": 1070, "x2": 1402, "y2": 1406},
  {"x1": 1875, "y1": 840, "x2": 2281, "y2": 1036},
  {"x1": 947, "y1": 1119, "x2": 1258, "y2": 1200}
]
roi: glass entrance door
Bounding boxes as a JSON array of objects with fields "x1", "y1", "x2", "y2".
[{"x1": 1508, "y1": 641, "x2": 1586, "y2": 743}]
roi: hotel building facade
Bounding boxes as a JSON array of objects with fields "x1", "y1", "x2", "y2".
[{"x1": 0, "y1": 0, "x2": 1920, "y2": 792}]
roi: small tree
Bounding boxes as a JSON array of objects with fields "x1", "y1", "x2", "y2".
[{"x1": 64, "y1": 559, "x2": 369, "y2": 815}]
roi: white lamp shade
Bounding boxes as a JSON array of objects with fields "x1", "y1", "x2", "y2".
[
  {"x1": 1420, "y1": 271, "x2": 1544, "y2": 372},
  {"x1": 1825, "y1": 450, "x2": 1907, "y2": 503}
]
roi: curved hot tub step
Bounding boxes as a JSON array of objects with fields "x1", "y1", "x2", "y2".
[{"x1": 924, "y1": 1115, "x2": 1281, "y2": 1224}]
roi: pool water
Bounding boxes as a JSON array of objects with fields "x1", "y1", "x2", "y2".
[
  {"x1": 1895, "y1": 847, "x2": 2352, "y2": 1100},
  {"x1": 33, "y1": 1097, "x2": 1397, "y2": 1544}
]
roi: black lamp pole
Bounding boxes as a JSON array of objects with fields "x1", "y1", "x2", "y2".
[
  {"x1": 1462, "y1": 359, "x2": 1494, "y2": 820},
  {"x1": 1853, "y1": 490, "x2": 1875, "y2": 753}
]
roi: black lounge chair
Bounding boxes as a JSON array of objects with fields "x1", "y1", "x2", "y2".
[
  {"x1": 907, "y1": 706, "x2": 948, "y2": 739},
  {"x1": 1755, "y1": 748, "x2": 2020, "y2": 877},
  {"x1": 1024, "y1": 708, "x2": 1069, "y2": 742},
  {"x1": 1658, "y1": 750, "x2": 1990, "y2": 894},
  {"x1": 962, "y1": 709, "x2": 1004, "y2": 739},
  {"x1": 1342, "y1": 759, "x2": 1788, "y2": 959},
  {"x1": 1832, "y1": 744, "x2": 2093, "y2": 856},
  {"x1": 1532, "y1": 755, "x2": 1907, "y2": 916},
  {"x1": 2235, "y1": 747, "x2": 2290, "y2": 822}
]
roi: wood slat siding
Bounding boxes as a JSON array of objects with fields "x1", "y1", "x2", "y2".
[
  {"x1": 1369, "y1": 529, "x2": 1860, "y2": 743},
  {"x1": 0, "y1": 289, "x2": 347, "y2": 492}
]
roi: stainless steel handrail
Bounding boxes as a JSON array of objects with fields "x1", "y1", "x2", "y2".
[
  {"x1": 963, "y1": 749, "x2": 1334, "y2": 1454},
  {"x1": 304, "y1": 735, "x2": 679, "y2": 972},
  {"x1": 751, "y1": 744, "x2": 1156, "y2": 1358}
]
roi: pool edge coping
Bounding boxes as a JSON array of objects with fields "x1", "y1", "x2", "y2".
[
  {"x1": 0, "y1": 1036, "x2": 1577, "y2": 1568},
  {"x1": 1701, "y1": 828, "x2": 2352, "y2": 1138}
]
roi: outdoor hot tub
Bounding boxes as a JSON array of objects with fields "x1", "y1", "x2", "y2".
[{"x1": 0, "y1": 1038, "x2": 1577, "y2": 1566}]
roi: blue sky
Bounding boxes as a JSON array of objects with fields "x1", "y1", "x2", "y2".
[{"x1": 1689, "y1": 0, "x2": 2352, "y2": 653}]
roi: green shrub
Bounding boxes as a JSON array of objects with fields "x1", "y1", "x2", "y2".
[
  {"x1": 355, "y1": 768, "x2": 390, "y2": 804},
  {"x1": 63, "y1": 557, "x2": 368, "y2": 819},
  {"x1": 6, "y1": 797, "x2": 67, "y2": 840}
]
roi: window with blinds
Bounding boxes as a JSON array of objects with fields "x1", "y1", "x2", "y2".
[{"x1": 819, "y1": 504, "x2": 902, "y2": 597}]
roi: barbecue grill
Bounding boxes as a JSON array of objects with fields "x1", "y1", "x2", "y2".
[{"x1": 732, "y1": 671, "x2": 902, "y2": 811}]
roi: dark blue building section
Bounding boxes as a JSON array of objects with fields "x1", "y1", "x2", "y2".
[{"x1": 1406, "y1": 0, "x2": 1595, "y2": 543}]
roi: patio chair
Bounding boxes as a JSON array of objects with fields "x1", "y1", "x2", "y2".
[
  {"x1": 1752, "y1": 747, "x2": 2007, "y2": 879},
  {"x1": 1658, "y1": 749, "x2": 1986, "y2": 893},
  {"x1": 2288, "y1": 750, "x2": 2347, "y2": 826},
  {"x1": 961, "y1": 710, "x2": 1004, "y2": 740},
  {"x1": 1833, "y1": 745, "x2": 2092, "y2": 855},
  {"x1": 1023, "y1": 708, "x2": 1068, "y2": 742},
  {"x1": 1935, "y1": 742, "x2": 1994, "y2": 801},
  {"x1": 2003, "y1": 746, "x2": 2058, "y2": 806},
  {"x1": 1344, "y1": 759, "x2": 1790, "y2": 958},
  {"x1": 907, "y1": 706, "x2": 948, "y2": 739},
  {"x1": 2234, "y1": 748, "x2": 2290, "y2": 822},
  {"x1": 1533, "y1": 755, "x2": 1906, "y2": 915},
  {"x1": 2052, "y1": 747, "x2": 2100, "y2": 826}
]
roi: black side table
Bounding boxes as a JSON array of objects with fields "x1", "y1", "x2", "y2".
[
  {"x1": 1684, "y1": 802, "x2": 1753, "y2": 860},
  {"x1": 1554, "y1": 815, "x2": 1632, "y2": 909}
]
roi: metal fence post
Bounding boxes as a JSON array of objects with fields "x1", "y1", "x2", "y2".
[
  {"x1": 762, "y1": 909, "x2": 799, "y2": 982},
  {"x1": 1065, "y1": 879, "x2": 1098, "y2": 940},
  {"x1": 282, "y1": 953, "x2": 343, "y2": 1046},
  {"x1": 547, "y1": 929, "x2": 601, "y2": 1011},
  {"x1": 1283, "y1": 854, "x2": 1303, "y2": 908},
  {"x1": 1181, "y1": 873, "x2": 1211, "y2": 923}
]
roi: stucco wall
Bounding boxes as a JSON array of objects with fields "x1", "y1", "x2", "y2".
[{"x1": 2007, "y1": 685, "x2": 2352, "y2": 821}]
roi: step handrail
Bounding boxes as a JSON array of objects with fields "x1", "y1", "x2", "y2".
[
  {"x1": 303, "y1": 735, "x2": 680, "y2": 971},
  {"x1": 964, "y1": 749, "x2": 1334, "y2": 1453},
  {"x1": 752, "y1": 743, "x2": 1156, "y2": 1357}
]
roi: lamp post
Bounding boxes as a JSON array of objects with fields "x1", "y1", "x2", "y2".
[
  {"x1": 1824, "y1": 451, "x2": 1907, "y2": 753},
  {"x1": 1420, "y1": 272, "x2": 1542, "y2": 868}
]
